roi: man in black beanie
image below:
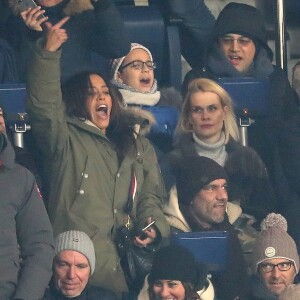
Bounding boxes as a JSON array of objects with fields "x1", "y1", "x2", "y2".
[
  {"x1": 168, "y1": 156, "x2": 250, "y2": 300},
  {"x1": 182, "y1": 2, "x2": 300, "y2": 254}
]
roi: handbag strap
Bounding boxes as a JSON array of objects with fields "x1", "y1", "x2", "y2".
[{"x1": 124, "y1": 167, "x2": 137, "y2": 229}]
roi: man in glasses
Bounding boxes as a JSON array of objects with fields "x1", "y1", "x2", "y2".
[
  {"x1": 251, "y1": 213, "x2": 299, "y2": 299},
  {"x1": 182, "y1": 2, "x2": 300, "y2": 254}
]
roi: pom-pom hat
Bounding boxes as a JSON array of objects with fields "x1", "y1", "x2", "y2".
[{"x1": 251, "y1": 213, "x2": 299, "y2": 274}]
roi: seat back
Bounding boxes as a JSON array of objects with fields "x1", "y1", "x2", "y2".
[
  {"x1": 0, "y1": 83, "x2": 30, "y2": 147},
  {"x1": 217, "y1": 77, "x2": 271, "y2": 118},
  {"x1": 170, "y1": 231, "x2": 229, "y2": 273}
]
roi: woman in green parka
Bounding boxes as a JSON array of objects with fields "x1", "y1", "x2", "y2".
[{"x1": 26, "y1": 17, "x2": 170, "y2": 297}]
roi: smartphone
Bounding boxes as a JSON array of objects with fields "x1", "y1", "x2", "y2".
[
  {"x1": 142, "y1": 220, "x2": 156, "y2": 232},
  {"x1": 139, "y1": 221, "x2": 156, "y2": 240},
  {"x1": 16, "y1": 0, "x2": 46, "y2": 19}
]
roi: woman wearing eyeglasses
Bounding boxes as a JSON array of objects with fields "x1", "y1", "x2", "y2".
[{"x1": 110, "y1": 43, "x2": 182, "y2": 156}]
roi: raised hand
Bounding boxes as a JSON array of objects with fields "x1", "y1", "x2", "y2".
[
  {"x1": 20, "y1": 6, "x2": 48, "y2": 32},
  {"x1": 44, "y1": 17, "x2": 70, "y2": 52}
]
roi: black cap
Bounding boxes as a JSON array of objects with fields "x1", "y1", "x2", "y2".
[
  {"x1": 176, "y1": 156, "x2": 228, "y2": 206},
  {"x1": 148, "y1": 245, "x2": 207, "y2": 288},
  {"x1": 212, "y1": 2, "x2": 273, "y2": 60}
]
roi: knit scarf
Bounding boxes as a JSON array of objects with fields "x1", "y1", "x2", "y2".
[
  {"x1": 207, "y1": 43, "x2": 274, "y2": 79},
  {"x1": 193, "y1": 132, "x2": 227, "y2": 167},
  {"x1": 111, "y1": 79, "x2": 161, "y2": 106}
]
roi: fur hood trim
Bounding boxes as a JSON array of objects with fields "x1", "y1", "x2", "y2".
[
  {"x1": 125, "y1": 106, "x2": 156, "y2": 136},
  {"x1": 8, "y1": 0, "x2": 93, "y2": 16}
]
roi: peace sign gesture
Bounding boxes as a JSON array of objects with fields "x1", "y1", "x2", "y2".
[{"x1": 44, "y1": 16, "x2": 70, "y2": 52}]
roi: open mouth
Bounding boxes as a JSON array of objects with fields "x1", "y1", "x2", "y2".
[
  {"x1": 96, "y1": 104, "x2": 108, "y2": 115},
  {"x1": 140, "y1": 78, "x2": 151, "y2": 84},
  {"x1": 229, "y1": 55, "x2": 242, "y2": 65}
]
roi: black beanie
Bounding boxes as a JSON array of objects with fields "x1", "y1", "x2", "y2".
[
  {"x1": 212, "y1": 2, "x2": 273, "y2": 60},
  {"x1": 175, "y1": 156, "x2": 228, "y2": 207},
  {"x1": 148, "y1": 244, "x2": 207, "y2": 289}
]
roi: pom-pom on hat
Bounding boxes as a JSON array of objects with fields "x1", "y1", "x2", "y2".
[
  {"x1": 175, "y1": 156, "x2": 228, "y2": 207},
  {"x1": 148, "y1": 244, "x2": 207, "y2": 289},
  {"x1": 55, "y1": 230, "x2": 96, "y2": 275},
  {"x1": 251, "y1": 213, "x2": 299, "y2": 274},
  {"x1": 110, "y1": 43, "x2": 153, "y2": 81},
  {"x1": 212, "y1": 2, "x2": 273, "y2": 60}
]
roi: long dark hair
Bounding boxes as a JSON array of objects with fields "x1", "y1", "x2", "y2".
[{"x1": 62, "y1": 72, "x2": 136, "y2": 162}]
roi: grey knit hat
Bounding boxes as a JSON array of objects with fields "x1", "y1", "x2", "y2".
[
  {"x1": 110, "y1": 43, "x2": 153, "y2": 81},
  {"x1": 55, "y1": 230, "x2": 96, "y2": 275},
  {"x1": 251, "y1": 213, "x2": 299, "y2": 274}
]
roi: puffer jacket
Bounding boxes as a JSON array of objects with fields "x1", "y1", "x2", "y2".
[
  {"x1": 7, "y1": 0, "x2": 130, "y2": 81},
  {"x1": 26, "y1": 40, "x2": 170, "y2": 296},
  {"x1": 0, "y1": 135, "x2": 54, "y2": 300}
]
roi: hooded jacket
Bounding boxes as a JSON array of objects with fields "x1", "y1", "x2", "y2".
[
  {"x1": 0, "y1": 135, "x2": 54, "y2": 300},
  {"x1": 26, "y1": 39, "x2": 170, "y2": 296},
  {"x1": 7, "y1": 0, "x2": 130, "y2": 81}
]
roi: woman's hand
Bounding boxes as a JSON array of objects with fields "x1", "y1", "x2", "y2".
[
  {"x1": 44, "y1": 17, "x2": 70, "y2": 52},
  {"x1": 134, "y1": 217, "x2": 157, "y2": 247},
  {"x1": 20, "y1": 6, "x2": 48, "y2": 32}
]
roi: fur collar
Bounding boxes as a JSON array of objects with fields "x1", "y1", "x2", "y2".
[{"x1": 8, "y1": 0, "x2": 93, "y2": 16}]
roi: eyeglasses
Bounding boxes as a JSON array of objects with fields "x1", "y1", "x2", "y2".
[
  {"x1": 219, "y1": 36, "x2": 252, "y2": 47},
  {"x1": 259, "y1": 261, "x2": 293, "y2": 273},
  {"x1": 119, "y1": 60, "x2": 156, "y2": 71}
]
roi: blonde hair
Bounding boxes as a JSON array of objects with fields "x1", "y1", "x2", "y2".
[{"x1": 177, "y1": 78, "x2": 239, "y2": 143}]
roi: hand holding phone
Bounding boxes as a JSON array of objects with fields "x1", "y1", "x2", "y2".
[
  {"x1": 139, "y1": 220, "x2": 156, "y2": 240},
  {"x1": 17, "y1": 0, "x2": 47, "y2": 31}
]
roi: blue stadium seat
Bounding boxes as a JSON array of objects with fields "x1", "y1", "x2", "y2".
[{"x1": 0, "y1": 83, "x2": 30, "y2": 147}]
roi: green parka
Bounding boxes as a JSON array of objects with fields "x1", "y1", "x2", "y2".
[{"x1": 26, "y1": 40, "x2": 170, "y2": 295}]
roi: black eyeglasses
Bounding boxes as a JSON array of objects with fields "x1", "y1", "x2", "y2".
[
  {"x1": 259, "y1": 261, "x2": 293, "y2": 273},
  {"x1": 219, "y1": 36, "x2": 252, "y2": 47},
  {"x1": 119, "y1": 60, "x2": 156, "y2": 71}
]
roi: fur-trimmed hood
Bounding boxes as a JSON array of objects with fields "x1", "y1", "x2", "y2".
[{"x1": 9, "y1": 0, "x2": 93, "y2": 16}]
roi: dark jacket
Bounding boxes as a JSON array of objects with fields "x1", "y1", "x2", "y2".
[
  {"x1": 26, "y1": 40, "x2": 170, "y2": 295},
  {"x1": 162, "y1": 133, "x2": 276, "y2": 223},
  {"x1": 7, "y1": 0, "x2": 130, "y2": 81},
  {"x1": 42, "y1": 284, "x2": 118, "y2": 300},
  {"x1": 0, "y1": 135, "x2": 54, "y2": 300}
]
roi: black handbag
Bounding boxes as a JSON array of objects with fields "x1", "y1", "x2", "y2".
[{"x1": 116, "y1": 168, "x2": 158, "y2": 292}]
